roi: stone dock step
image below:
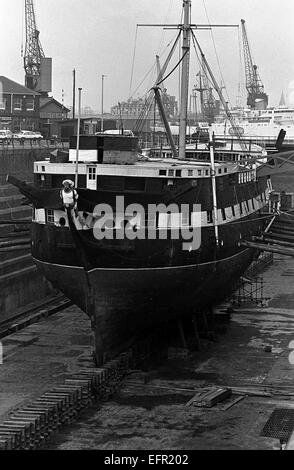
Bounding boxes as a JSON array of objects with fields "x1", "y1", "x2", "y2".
[
  {"x1": 0, "y1": 253, "x2": 33, "y2": 276},
  {"x1": 0, "y1": 194, "x2": 26, "y2": 210},
  {"x1": 0, "y1": 223, "x2": 31, "y2": 239},
  {"x1": 0, "y1": 185, "x2": 24, "y2": 197},
  {"x1": 0, "y1": 206, "x2": 32, "y2": 222}
]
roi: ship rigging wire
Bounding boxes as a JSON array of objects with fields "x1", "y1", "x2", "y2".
[
  {"x1": 132, "y1": 30, "x2": 183, "y2": 134},
  {"x1": 156, "y1": 0, "x2": 175, "y2": 58},
  {"x1": 222, "y1": 213, "x2": 274, "y2": 226},
  {"x1": 156, "y1": 47, "x2": 189, "y2": 87},
  {"x1": 129, "y1": 0, "x2": 183, "y2": 101},
  {"x1": 128, "y1": 25, "x2": 138, "y2": 98},
  {"x1": 201, "y1": 0, "x2": 231, "y2": 105},
  {"x1": 237, "y1": 26, "x2": 245, "y2": 107},
  {"x1": 191, "y1": 31, "x2": 248, "y2": 151},
  {"x1": 133, "y1": 94, "x2": 155, "y2": 134},
  {"x1": 133, "y1": 45, "x2": 188, "y2": 136},
  {"x1": 128, "y1": 32, "x2": 180, "y2": 101},
  {"x1": 279, "y1": 211, "x2": 294, "y2": 220}
]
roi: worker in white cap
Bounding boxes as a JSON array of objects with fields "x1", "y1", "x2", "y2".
[{"x1": 60, "y1": 179, "x2": 78, "y2": 214}]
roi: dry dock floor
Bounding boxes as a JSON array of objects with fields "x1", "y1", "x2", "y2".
[{"x1": 2, "y1": 254, "x2": 294, "y2": 450}]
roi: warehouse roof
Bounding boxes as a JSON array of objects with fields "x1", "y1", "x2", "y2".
[
  {"x1": 40, "y1": 96, "x2": 70, "y2": 112},
  {"x1": 0, "y1": 76, "x2": 40, "y2": 95}
]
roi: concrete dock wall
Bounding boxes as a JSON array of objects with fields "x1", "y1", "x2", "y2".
[
  {"x1": 0, "y1": 147, "x2": 51, "y2": 184},
  {"x1": 0, "y1": 265, "x2": 53, "y2": 322},
  {"x1": 0, "y1": 147, "x2": 57, "y2": 322}
]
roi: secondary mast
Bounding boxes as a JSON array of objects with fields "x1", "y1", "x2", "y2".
[{"x1": 178, "y1": 0, "x2": 191, "y2": 160}]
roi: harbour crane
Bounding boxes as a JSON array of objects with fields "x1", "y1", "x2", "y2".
[
  {"x1": 23, "y1": 0, "x2": 52, "y2": 94},
  {"x1": 241, "y1": 19, "x2": 268, "y2": 109},
  {"x1": 194, "y1": 59, "x2": 218, "y2": 124}
]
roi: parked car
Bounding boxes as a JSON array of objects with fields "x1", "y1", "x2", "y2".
[
  {"x1": 13, "y1": 130, "x2": 43, "y2": 142},
  {"x1": 0, "y1": 130, "x2": 13, "y2": 144},
  {"x1": 95, "y1": 129, "x2": 134, "y2": 136}
]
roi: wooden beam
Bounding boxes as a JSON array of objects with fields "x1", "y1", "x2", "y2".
[
  {"x1": 241, "y1": 240, "x2": 294, "y2": 256},
  {"x1": 253, "y1": 236, "x2": 294, "y2": 248}
]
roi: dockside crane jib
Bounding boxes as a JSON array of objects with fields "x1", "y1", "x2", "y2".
[
  {"x1": 23, "y1": 0, "x2": 52, "y2": 95},
  {"x1": 241, "y1": 19, "x2": 268, "y2": 110}
]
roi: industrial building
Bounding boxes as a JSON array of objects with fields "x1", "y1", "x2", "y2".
[
  {"x1": 57, "y1": 115, "x2": 117, "y2": 141},
  {"x1": 0, "y1": 75, "x2": 40, "y2": 132}
]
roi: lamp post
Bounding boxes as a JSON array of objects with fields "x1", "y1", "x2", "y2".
[
  {"x1": 72, "y1": 69, "x2": 76, "y2": 119},
  {"x1": 101, "y1": 74, "x2": 107, "y2": 132},
  {"x1": 75, "y1": 87, "x2": 82, "y2": 187},
  {"x1": 61, "y1": 88, "x2": 64, "y2": 120}
]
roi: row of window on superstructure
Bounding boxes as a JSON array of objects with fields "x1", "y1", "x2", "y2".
[
  {"x1": 44, "y1": 209, "x2": 197, "y2": 229},
  {"x1": 153, "y1": 149, "x2": 240, "y2": 162},
  {"x1": 207, "y1": 191, "x2": 267, "y2": 224},
  {"x1": 238, "y1": 171, "x2": 255, "y2": 184},
  {"x1": 159, "y1": 167, "x2": 228, "y2": 178},
  {"x1": 44, "y1": 190, "x2": 267, "y2": 228}
]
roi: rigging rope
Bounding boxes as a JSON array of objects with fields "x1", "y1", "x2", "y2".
[
  {"x1": 129, "y1": 25, "x2": 139, "y2": 98},
  {"x1": 201, "y1": 0, "x2": 231, "y2": 105},
  {"x1": 279, "y1": 211, "x2": 294, "y2": 220},
  {"x1": 128, "y1": 33, "x2": 179, "y2": 100},
  {"x1": 225, "y1": 213, "x2": 273, "y2": 226},
  {"x1": 156, "y1": 47, "x2": 188, "y2": 86},
  {"x1": 129, "y1": 62, "x2": 157, "y2": 101},
  {"x1": 237, "y1": 26, "x2": 245, "y2": 107},
  {"x1": 156, "y1": 0, "x2": 174, "y2": 57},
  {"x1": 191, "y1": 31, "x2": 249, "y2": 151},
  {"x1": 133, "y1": 93, "x2": 155, "y2": 135},
  {"x1": 132, "y1": 30, "x2": 183, "y2": 136}
]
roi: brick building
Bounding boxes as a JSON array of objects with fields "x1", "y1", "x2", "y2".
[
  {"x1": 111, "y1": 94, "x2": 178, "y2": 120},
  {"x1": 0, "y1": 76, "x2": 41, "y2": 132},
  {"x1": 39, "y1": 97, "x2": 70, "y2": 138}
]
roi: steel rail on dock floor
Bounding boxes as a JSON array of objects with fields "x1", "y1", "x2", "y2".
[{"x1": 0, "y1": 294, "x2": 72, "y2": 339}]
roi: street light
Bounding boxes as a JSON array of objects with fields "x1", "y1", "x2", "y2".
[
  {"x1": 101, "y1": 74, "x2": 107, "y2": 132},
  {"x1": 75, "y1": 87, "x2": 82, "y2": 187}
]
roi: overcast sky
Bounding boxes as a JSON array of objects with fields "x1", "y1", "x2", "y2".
[{"x1": 1, "y1": 0, "x2": 294, "y2": 112}]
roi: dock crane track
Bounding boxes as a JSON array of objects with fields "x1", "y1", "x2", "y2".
[
  {"x1": 0, "y1": 295, "x2": 72, "y2": 339},
  {"x1": 0, "y1": 331, "x2": 156, "y2": 450}
]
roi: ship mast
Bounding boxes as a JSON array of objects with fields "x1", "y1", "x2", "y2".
[
  {"x1": 137, "y1": 1, "x2": 238, "y2": 158},
  {"x1": 178, "y1": 0, "x2": 191, "y2": 160}
]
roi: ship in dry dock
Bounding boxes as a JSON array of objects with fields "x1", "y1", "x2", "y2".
[{"x1": 9, "y1": 0, "x2": 273, "y2": 364}]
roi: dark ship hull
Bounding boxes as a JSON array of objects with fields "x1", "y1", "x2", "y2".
[
  {"x1": 8, "y1": 92, "x2": 272, "y2": 365},
  {"x1": 30, "y1": 196, "x2": 267, "y2": 363},
  {"x1": 33, "y1": 247, "x2": 255, "y2": 362}
]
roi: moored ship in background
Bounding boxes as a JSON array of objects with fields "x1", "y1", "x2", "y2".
[
  {"x1": 208, "y1": 106, "x2": 294, "y2": 143},
  {"x1": 9, "y1": 0, "x2": 276, "y2": 364},
  {"x1": 153, "y1": 106, "x2": 294, "y2": 148}
]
